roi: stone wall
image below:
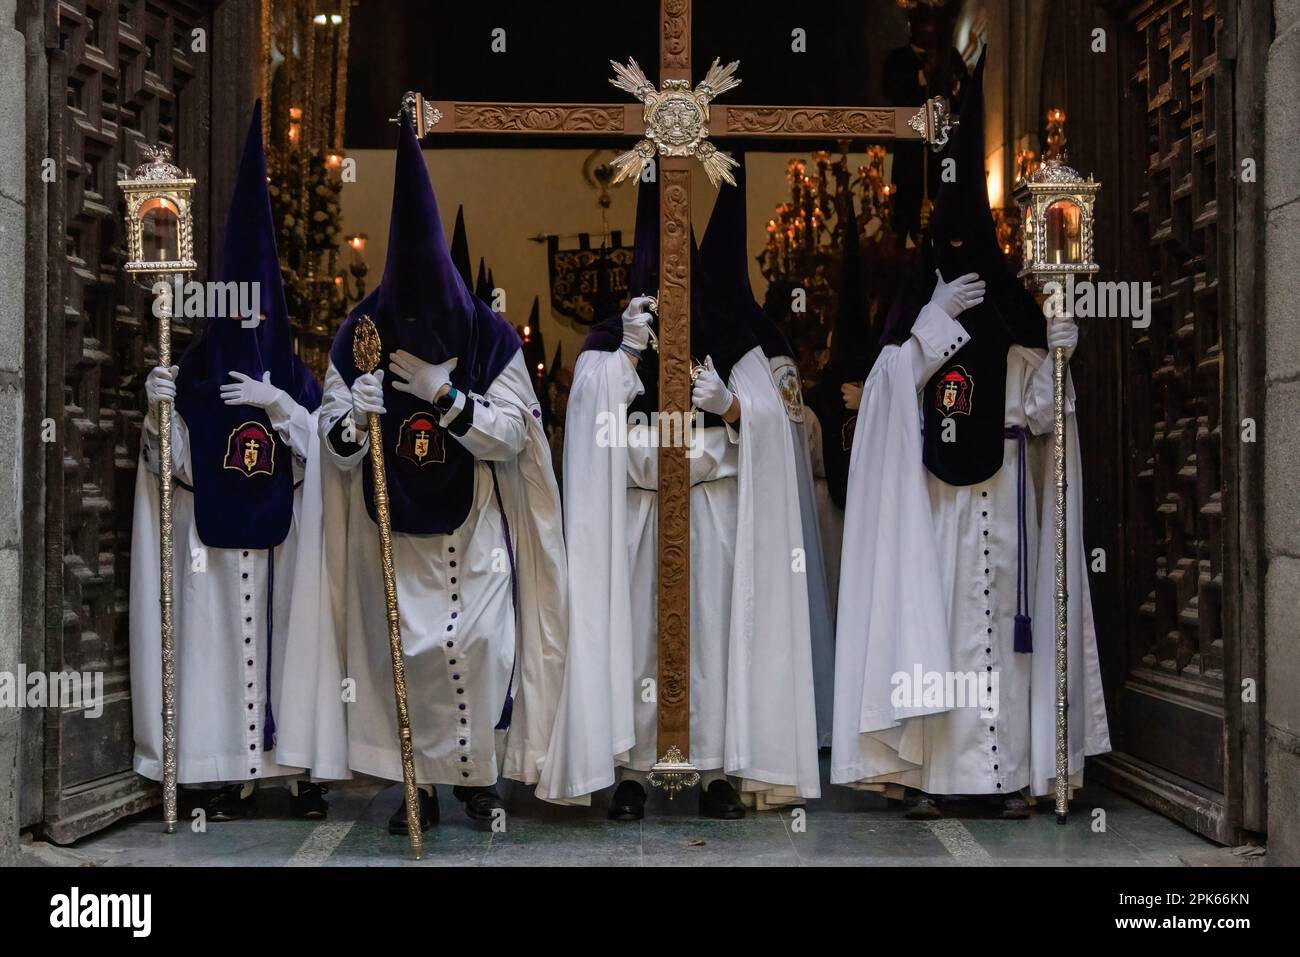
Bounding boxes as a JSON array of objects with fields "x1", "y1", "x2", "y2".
[
  {"x1": 1264, "y1": 0, "x2": 1300, "y2": 867},
  {"x1": 0, "y1": 0, "x2": 28, "y2": 867}
]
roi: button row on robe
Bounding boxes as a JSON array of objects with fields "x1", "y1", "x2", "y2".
[
  {"x1": 977, "y1": 483, "x2": 1003, "y2": 793},
  {"x1": 239, "y1": 550, "x2": 263, "y2": 777},
  {"x1": 442, "y1": 533, "x2": 473, "y2": 779}
]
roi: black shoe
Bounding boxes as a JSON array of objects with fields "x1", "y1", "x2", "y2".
[
  {"x1": 289, "y1": 782, "x2": 329, "y2": 820},
  {"x1": 453, "y1": 785, "x2": 505, "y2": 822},
  {"x1": 1000, "y1": 794, "x2": 1032, "y2": 820},
  {"x1": 607, "y1": 780, "x2": 647, "y2": 821},
  {"x1": 206, "y1": 784, "x2": 253, "y2": 822},
  {"x1": 387, "y1": 789, "x2": 438, "y2": 834},
  {"x1": 699, "y1": 779, "x2": 745, "y2": 820},
  {"x1": 903, "y1": 795, "x2": 943, "y2": 820}
]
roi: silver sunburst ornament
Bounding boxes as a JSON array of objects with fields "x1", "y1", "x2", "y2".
[{"x1": 608, "y1": 57, "x2": 742, "y2": 188}]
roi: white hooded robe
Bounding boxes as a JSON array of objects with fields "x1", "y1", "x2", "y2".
[
  {"x1": 539, "y1": 345, "x2": 821, "y2": 808},
  {"x1": 301, "y1": 351, "x2": 567, "y2": 788},
  {"x1": 129, "y1": 399, "x2": 349, "y2": 784},
  {"x1": 831, "y1": 303, "x2": 1111, "y2": 796}
]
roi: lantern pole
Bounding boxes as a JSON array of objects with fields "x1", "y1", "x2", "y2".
[
  {"x1": 1050, "y1": 310, "x2": 1070, "y2": 824},
  {"x1": 1012, "y1": 156, "x2": 1100, "y2": 824},
  {"x1": 119, "y1": 145, "x2": 199, "y2": 834}
]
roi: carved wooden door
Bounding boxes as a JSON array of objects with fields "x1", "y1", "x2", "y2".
[
  {"x1": 30, "y1": 0, "x2": 239, "y2": 844},
  {"x1": 1071, "y1": 0, "x2": 1266, "y2": 844}
]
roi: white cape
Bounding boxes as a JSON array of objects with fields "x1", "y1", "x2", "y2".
[{"x1": 539, "y1": 346, "x2": 820, "y2": 805}]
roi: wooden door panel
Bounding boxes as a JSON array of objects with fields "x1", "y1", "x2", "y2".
[{"x1": 36, "y1": 0, "x2": 214, "y2": 844}]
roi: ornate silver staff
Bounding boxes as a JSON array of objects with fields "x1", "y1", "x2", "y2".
[
  {"x1": 1013, "y1": 155, "x2": 1101, "y2": 823},
  {"x1": 352, "y1": 314, "x2": 424, "y2": 859},
  {"x1": 119, "y1": 146, "x2": 199, "y2": 834}
]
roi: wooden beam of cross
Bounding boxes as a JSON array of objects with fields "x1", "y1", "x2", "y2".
[{"x1": 402, "y1": 0, "x2": 926, "y2": 790}]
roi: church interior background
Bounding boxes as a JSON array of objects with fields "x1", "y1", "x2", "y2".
[{"x1": 1, "y1": 0, "x2": 1297, "y2": 870}]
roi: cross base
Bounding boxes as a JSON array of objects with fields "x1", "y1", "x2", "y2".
[{"x1": 646, "y1": 746, "x2": 700, "y2": 799}]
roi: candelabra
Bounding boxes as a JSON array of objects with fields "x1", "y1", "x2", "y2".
[{"x1": 758, "y1": 142, "x2": 901, "y2": 384}]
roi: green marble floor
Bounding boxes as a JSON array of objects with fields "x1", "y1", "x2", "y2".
[{"x1": 40, "y1": 757, "x2": 1216, "y2": 867}]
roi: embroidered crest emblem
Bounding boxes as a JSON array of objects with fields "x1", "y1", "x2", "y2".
[
  {"x1": 223, "y1": 421, "x2": 276, "y2": 477},
  {"x1": 935, "y1": 365, "x2": 974, "y2": 417},
  {"x1": 771, "y1": 359, "x2": 805, "y2": 423},
  {"x1": 396, "y1": 412, "x2": 445, "y2": 466}
]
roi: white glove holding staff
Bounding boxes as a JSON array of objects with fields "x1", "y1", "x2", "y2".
[
  {"x1": 145, "y1": 364, "x2": 179, "y2": 407},
  {"x1": 691, "y1": 356, "x2": 735, "y2": 417},
  {"x1": 929, "y1": 270, "x2": 985, "y2": 319},
  {"x1": 1047, "y1": 315, "x2": 1079, "y2": 360},
  {"x1": 349, "y1": 370, "x2": 385, "y2": 430},
  {"x1": 621, "y1": 295, "x2": 656, "y2": 352}
]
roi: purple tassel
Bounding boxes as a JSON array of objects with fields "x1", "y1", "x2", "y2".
[
  {"x1": 494, "y1": 693, "x2": 513, "y2": 731},
  {"x1": 263, "y1": 702, "x2": 277, "y2": 752},
  {"x1": 1014, "y1": 613, "x2": 1033, "y2": 654}
]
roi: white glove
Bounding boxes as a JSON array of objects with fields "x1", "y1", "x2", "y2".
[
  {"x1": 349, "y1": 370, "x2": 385, "y2": 430},
  {"x1": 621, "y1": 295, "x2": 656, "y2": 351},
  {"x1": 691, "y1": 356, "x2": 735, "y2": 416},
  {"x1": 220, "y1": 370, "x2": 285, "y2": 410},
  {"x1": 390, "y1": 350, "x2": 457, "y2": 403},
  {"x1": 929, "y1": 270, "x2": 985, "y2": 319},
  {"x1": 145, "y1": 364, "x2": 178, "y2": 406},
  {"x1": 1047, "y1": 315, "x2": 1079, "y2": 359}
]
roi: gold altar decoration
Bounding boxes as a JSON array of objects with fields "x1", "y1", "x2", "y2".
[
  {"x1": 759, "y1": 144, "x2": 899, "y2": 384},
  {"x1": 352, "y1": 313, "x2": 424, "y2": 860},
  {"x1": 119, "y1": 144, "x2": 199, "y2": 835},
  {"x1": 607, "y1": 56, "x2": 743, "y2": 187},
  {"x1": 260, "y1": 0, "x2": 357, "y2": 375},
  {"x1": 1013, "y1": 154, "x2": 1101, "y2": 824}
]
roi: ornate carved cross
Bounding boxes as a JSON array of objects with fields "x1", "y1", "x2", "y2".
[{"x1": 405, "y1": 0, "x2": 923, "y2": 785}]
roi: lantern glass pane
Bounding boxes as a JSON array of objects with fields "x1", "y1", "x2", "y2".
[
  {"x1": 140, "y1": 198, "x2": 181, "y2": 262},
  {"x1": 1044, "y1": 199, "x2": 1082, "y2": 265}
]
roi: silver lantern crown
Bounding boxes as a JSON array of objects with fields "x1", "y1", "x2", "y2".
[
  {"x1": 1012, "y1": 154, "x2": 1100, "y2": 289},
  {"x1": 119, "y1": 144, "x2": 198, "y2": 278}
]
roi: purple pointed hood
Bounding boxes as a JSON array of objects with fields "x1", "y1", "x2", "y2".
[
  {"x1": 175, "y1": 99, "x2": 321, "y2": 550},
  {"x1": 329, "y1": 110, "x2": 520, "y2": 534}
]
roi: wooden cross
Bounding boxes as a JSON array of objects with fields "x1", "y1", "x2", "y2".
[{"x1": 405, "y1": 0, "x2": 924, "y2": 784}]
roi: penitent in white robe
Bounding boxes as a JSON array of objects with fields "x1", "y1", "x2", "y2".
[
  {"x1": 301, "y1": 352, "x2": 567, "y2": 788},
  {"x1": 538, "y1": 345, "x2": 821, "y2": 808},
  {"x1": 831, "y1": 303, "x2": 1111, "y2": 797},
  {"x1": 129, "y1": 400, "x2": 350, "y2": 784},
  {"x1": 766, "y1": 355, "x2": 836, "y2": 749}
]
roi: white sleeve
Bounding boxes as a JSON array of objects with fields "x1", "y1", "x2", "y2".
[
  {"x1": 442, "y1": 352, "x2": 534, "y2": 461},
  {"x1": 318, "y1": 362, "x2": 369, "y2": 470},
  {"x1": 141, "y1": 408, "x2": 192, "y2": 484},
  {"x1": 904, "y1": 303, "x2": 972, "y2": 390},
  {"x1": 265, "y1": 395, "x2": 314, "y2": 461},
  {"x1": 1019, "y1": 345, "x2": 1078, "y2": 436}
]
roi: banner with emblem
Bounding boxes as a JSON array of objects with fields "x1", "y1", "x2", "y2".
[{"x1": 545, "y1": 232, "x2": 632, "y2": 325}]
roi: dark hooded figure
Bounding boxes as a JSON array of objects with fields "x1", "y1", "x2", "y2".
[
  {"x1": 699, "y1": 151, "x2": 837, "y2": 751},
  {"x1": 131, "y1": 101, "x2": 341, "y2": 824},
  {"x1": 304, "y1": 110, "x2": 568, "y2": 835},
  {"x1": 830, "y1": 50, "x2": 1111, "y2": 820},
  {"x1": 539, "y1": 166, "x2": 821, "y2": 821},
  {"x1": 882, "y1": 4, "x2": 970, "y2": 244},
  {"x1": 449, "y1": 205, "x2": 473, "y2": 291}
]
